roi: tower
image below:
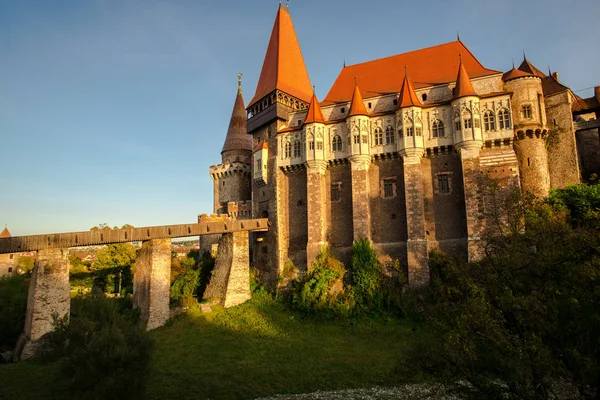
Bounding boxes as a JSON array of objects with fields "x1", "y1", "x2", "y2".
[
  {"x1": 209, "y1": 75, "x2": 253, "y2": 219},
  {"x1": 503, "y1": 58, "x2": 550, "y2": 197},
  {"x1": 246, "y1": 3, "x2": 313, "y2": 284}
]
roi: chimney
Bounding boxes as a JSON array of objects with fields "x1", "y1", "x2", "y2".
[{"x1": 552, "y1": 72, "x2": 559, "y2": 81}]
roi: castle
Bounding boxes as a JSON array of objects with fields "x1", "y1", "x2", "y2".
[{"x1": 204, "y1": 4, "x2": 600, "y2": 287}]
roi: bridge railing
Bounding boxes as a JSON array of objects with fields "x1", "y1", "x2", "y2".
[{"x1": 0, "y1": 218, "x2": 269, "y2": 254}]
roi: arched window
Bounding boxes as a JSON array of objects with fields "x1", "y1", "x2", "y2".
[
  {"x1": 293, "y1": 140, "x2": 301, "y2": 157},
  {"x1": 284, "y1": 141, "x2": 291, "y2": 158},
  {"x1": 432, "y1": 120, "x2": 444, "y2": 138},
  {"x1": 385, "y1": 126, "x2": 395, "y2": 144},
  {"x1": 484, "y1": 110, "x2": 495, "y2": 131},
  {"x1": 498, "y1": 108, "x2": 511, "y2": 129},
  {"x1": 374, "y1": 127, "x2": 383, "y2": 146},
  {"x1": 332, "y1": 135, "x2": 343, "y2": 152}
]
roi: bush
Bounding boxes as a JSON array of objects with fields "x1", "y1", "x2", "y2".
[
  {"x1": 349, "y1": 239, "x2": 382, "y2": 311},
  {"x1": 292, "y1": 247, "x2": 349, "y2": 316},
  {"x1": 0, "y1": 275, "x2": 29, "y2": 350},
  {"x1": 44, "y1": 294, "x2": 153, "y2": 400}
]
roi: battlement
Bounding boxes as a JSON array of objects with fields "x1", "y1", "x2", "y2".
[
  {"x1": 226, "y1": 201, "x2": 253, "y2": 220},
  {"x1": 210, "y1": 161, "x2": 251, "y2": 180}
]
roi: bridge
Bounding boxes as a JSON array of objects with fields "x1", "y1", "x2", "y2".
[{"x1": 1, "y1": 216, "x2": 268, "y2": 360}]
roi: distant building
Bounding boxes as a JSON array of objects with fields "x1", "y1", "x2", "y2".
[{"x1": 0, "y1": 226, "x2": 37, "y2": 277}]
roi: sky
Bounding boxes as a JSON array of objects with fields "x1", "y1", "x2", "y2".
[{"x1": 1, "y1": 0, "x2": 599, "y2": 236}]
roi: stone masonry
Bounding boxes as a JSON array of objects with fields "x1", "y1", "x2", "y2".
[
  {"x1": 134, "y1": 239, "x2": 171, "y2": 330},
  {"x1": 15, "y1": 248, "x2": 70, "y2": 360},
  {"x1": 203, "y1": 231, "x2": 251, "y2": 308},
  {"x1": 350, "y1": 155, "x2": 372, "y2": 241},
  {"x1": 305, "y1": 160, "x2": 327, "y2": 266}
]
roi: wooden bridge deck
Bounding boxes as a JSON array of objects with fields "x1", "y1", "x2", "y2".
[{"x1": 0, "y1": 218, "x2": 268, "y2": 254}]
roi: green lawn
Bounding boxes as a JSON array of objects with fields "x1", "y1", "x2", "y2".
[{"x1": 0, "y1": 294, "x2": 424, "y2": 400}]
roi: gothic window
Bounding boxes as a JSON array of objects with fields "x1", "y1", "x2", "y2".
[
  {"x1": 316, "y1": 141, "x2": 323, "y2": 150},
  {"x1": 437, "y1": 173, "x2": 450, "y2": 194},
  {"x1": 415, "y1": 127, "x2": 422, "y2": 136},
  {"x1": 284, "y1": 141, "x2": 291, "y2": 158},
  {"x1": 463, "y1": 118, "x2": 472, "y2": 129},
  {"x1": 374, "y1": 127, "x2": 383, "y2": 145},
  {"x1": 522, "y1": 105, "x2": 532, "y2": 119},
  {"x1": 406, "y1": 127, "x2": 414, "y2": 137},
  {"x1": 432, "y1": 119, "x2": 445, "y2": 137},
  {"x1": 498, "y1": 108, "x2": 511, "y2": 129},
  {"x1": 484, "y1": 110, "x2": 495, "y2": 131},
  {"x1": 293, "y1": 140, "x2": 301, "y2": 157},
  {"x1": 332, "y1": 135, "x2": 343, "y2": 152},
  {"x1": 353, "y1": 135, "x2": 360, "y2": 144},
  {"x1": 386, "y1": 126, "x2": 395, "y2": 144},
  {"x1": 331, "y1": 182, "x2": 341, "y2": 202},
  {"x1": 381, "y1": 178, "x2": 396, "y2": 198}
]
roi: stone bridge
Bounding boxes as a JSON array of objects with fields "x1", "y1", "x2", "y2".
[{"x1": 0, "y1": 216, "x2": 268, "y2": 360}]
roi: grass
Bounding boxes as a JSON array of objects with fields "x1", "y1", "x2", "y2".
[{"x1": 0, "y1": 293, "x2": 426, "y2": 400}]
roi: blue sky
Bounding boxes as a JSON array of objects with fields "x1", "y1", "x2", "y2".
[{"x1": 1, "y1": 0, "x2": 599, "y2": 236}]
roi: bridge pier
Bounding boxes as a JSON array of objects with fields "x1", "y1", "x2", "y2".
[
  {"x1": 203, "y1": 231, "x2": 251, "y2": 308},
  {"x1": 133, "y1": 238, "x2": 171, "y2": 330},
  {"x1": 15, "y1": 248, "x2": 70, "y2": 360}
]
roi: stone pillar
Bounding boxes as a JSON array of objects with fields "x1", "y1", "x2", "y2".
[
  {"x1": 134, "y1": 238, "x2": 171, "y2": 330},
  {"x1": 203, "y1": 231, "x2": 251, "y2": 308},
  {"x1": 460, "y1": 148, "x2": 485, "y2": 261},
  {"x1": 350, "y1": 155, "x2": 372, "y2": 241},
  {"x1": 306, "y1": 160, "x2": 327, "y2": 267},
  {"x1": 15, "y1": 248, "x2": 70, "y2": 360},
  {"x1": 402, "y1": 155, "x2": 429, "y2": 287}
]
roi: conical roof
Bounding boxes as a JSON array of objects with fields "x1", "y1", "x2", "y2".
[
  {"x1": 453, "y1": 57, "x2": 477, "y2": 99},
  {"x1": 222, "y1": 83, "x2": 252, "y2": 155},
  {"x1": 304, "y1": 92, "x2": 325, "y2": 124},
  {"x1": 518, "y1": 57, "x2": 547, "y2": 78},
  {"x1": 397, "y1": 71, "x2": 422, "y2": 108},
  {"x1": 248, "y1": 4, "x2": 313, "y2": 108},
  {"x1": 0, "y1": 226, "x2": 12, "y2": 238},
  {"x1": 348, "y1": 84, "x2": 368, "y2": 117},
  {"x1": 502, "y1": 67, "x2": 535, "y2": 82}
]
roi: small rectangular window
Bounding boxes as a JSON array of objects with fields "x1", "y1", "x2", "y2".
[
  {"x1": 406, "y1": 127, "x2": 414, "y2": 136},
  {"x1": 362, "y1": 135, "x2": 368, "y2": 144},
  {"x1": 464, "y1": 118, "x2": 472, "y2": 129},
  {"x1": 316, "y1": 141, "x2": 323, "y2": 150},
  {"x1": 382, "y1": 178, "x2": 396, "y2": 198},
  {"x1": 297, "y1": 120, "x2": 302, "y2": 126},
  {"x1": 522, "y1": 105, "x2": 532, "y2": 119},
  {"x1": 455, "y1": 121, "x2": 461, "y2": 131},
  {"x1": 331, "y1": 183, "x2": 341, "y2": 202},
  {"x1": 8, "y1": 267, "x2": 12, "y2": 273},
  {"x1": 353, "y1": 135, "x2": 360, "y2": 144},
  {"x1": 438, "y1": 174, "x2": 450, "y2": 194},
  {"x1": 473, "y1": 119, "x2": 480, "y2": 128},
  {"x1": 9, "y1": 254, "x2": 14, "y2": 259},
  {"x1": 415, "y1": 127, "x2": 422, "y2": 136},
  {"x1": 341, "y1": 107, "x2": 346, "y2": 113},
  {"x1": 309, "y1": 141, "x2": 315, "y2": 150}
]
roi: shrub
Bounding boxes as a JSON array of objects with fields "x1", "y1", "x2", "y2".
[
  {"x1": 0, "y1": 275, "x2": 29, "y2": 349},
  {"x1": 44, "y1": 294, "x2": 153, "y2": 400},
  {"x1": 350, "y1": 238, "x2": 382, "y2": 311},
  {"x1": 293, "y1": 247, "x2": 348, "y2": 315},
  {"x1": 170, "y1": 256, "x2": 200, "y2": 304}
]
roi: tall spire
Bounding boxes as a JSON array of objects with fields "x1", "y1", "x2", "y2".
[
  {"x1": 397, "y1": 67, "x2": 422, "y2": 108},
  {"x1": 348, "y1": 83, "x2": 368, "y2": 117},
  {"x1": 304, "y1": 92, "x2": 325, "y2": 124},
  {"x1": 248, "y1": 5, "x2": 313, "y2": 108},
  {"x1": 222, "y1": 77, "x2": 252, "y2": 156},
  {"x1": 453, "y1": 55, "x2": 477, "y2": 99}
]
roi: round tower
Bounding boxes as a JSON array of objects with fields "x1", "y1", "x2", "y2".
[
  {"x1": 451, "y1": 58, "x2": 483, "y2": 152},
  {"x1": 503, "y1": 65, "x2": 549, "y2": 197},
  {"x1": 210, "y1": 75, "x2": 253, "y2": 215}
]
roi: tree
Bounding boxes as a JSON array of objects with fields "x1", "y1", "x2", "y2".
[{"x1": 92, "y1": 243, "x2": 136, "y2": 272}]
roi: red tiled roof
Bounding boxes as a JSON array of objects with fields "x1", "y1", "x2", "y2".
[
  {"x1": 0, "y1": 226, "x2": 11, "y2": 238},
  {"x1": 248, "y1": 5, "x2": 313, "y2": 108},
  {"x1": 542, "y1": 75, "x2": 569, "y2": 96},
  {"x1": 572, "y1": 95, "x2": 600, "y2": 113},
  {"x1": 348, "y1": 85, "x2": 368, "y2": 117},
  {"x1": 502, "y1": 67, "x2": 535, "y2": 82},
  {"x1": 453, "y1": 58, "x2": 477, "y2": 99},
  {"x1": 304, "y1": 93, "x2": 325, "y2": 124},
  {"x1": 222, "y1": 87, "x2": 252, "y2": 154},
  {"x1": 397, "y1": 72, "x2": 422, "y2": 108},
  {"x1": 518, "y1": 59, "x2": 547, "y2": 78},
  {"x1": 323, "y1": 41, "x2": 499, "y2": 105}
]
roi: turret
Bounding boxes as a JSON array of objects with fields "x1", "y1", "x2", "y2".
[
  {"x1": 221, "y1": 74, "x2": 252, "y2": 164},
  {"x1": 304, "y1": 91, "x2": 326, "y2": 165},
  {"x1": 451, "y1": 57, "x2": 483, "y2": 151},
  {"x1": 504, "y1": 56, "x2": 550, "y2": 197},
  {"x1": 347, "y1": 83, "x2": 370, "y2": 162},
  {"x1": 396, "y1": 69, "x2": 424, "y2": 158}
]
